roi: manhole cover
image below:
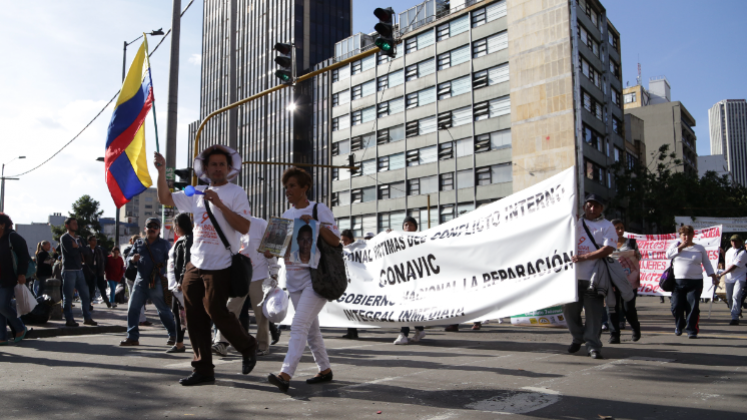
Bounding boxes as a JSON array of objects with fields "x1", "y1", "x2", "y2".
[{"x1": 465, "y1": 391, "x2": 560, "y2": 414}]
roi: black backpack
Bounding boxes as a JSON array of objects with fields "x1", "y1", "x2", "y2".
[{"x1": 310, "y1": 204, "x2": 349, "y2": 301}]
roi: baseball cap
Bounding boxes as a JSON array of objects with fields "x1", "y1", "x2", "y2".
[
  {"x1": 364, "y1": 232, "x2": 375, "y2": 240},
  {"x1": 730, "y1": 234, "x2": 743, "y2": 243},
  {"x1": 145, "y1": 217, "x2": 162, "y2": 229},
  {"x1": 584, "y1": 194, "x2": 605, "y2": 207}
]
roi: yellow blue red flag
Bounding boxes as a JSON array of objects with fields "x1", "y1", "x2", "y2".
[{"x1": 105, "y1": 38, "x2": 154, "y2": 208}]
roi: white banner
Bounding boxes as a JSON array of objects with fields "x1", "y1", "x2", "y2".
[
  {"x1": 675, "y1": 216, "x2": 747, "y2": 233},
  {"x1": 282, "y1": 167, "x2": 579, "y2": 328},
  {"x1": 625, "y1": 226, "x2": 721, "y2": 298}
]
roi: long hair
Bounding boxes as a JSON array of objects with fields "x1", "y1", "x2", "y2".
[{"x1": 36, "y1": 240, "x2": 49, "y2": 257}]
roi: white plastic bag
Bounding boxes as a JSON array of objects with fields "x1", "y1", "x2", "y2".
[
  {"x1": 15, "y1": 284, "x2": 37, "y2": 317},
  {"x1": 262, "y1": 286, "x2": 289, "y2": 324}
]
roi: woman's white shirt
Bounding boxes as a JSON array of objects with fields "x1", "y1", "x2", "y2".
[{"x1": 665, "y1": 243, "x2": 715, "y2": 280}]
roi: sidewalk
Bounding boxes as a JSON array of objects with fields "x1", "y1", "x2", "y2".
[{"x1": 26, "y1": 302, "x2": 146, "y2": 339}]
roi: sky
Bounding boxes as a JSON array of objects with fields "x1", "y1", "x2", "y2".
[{"x1": 2, "y1": 0, "x2": 745, "y2": 225}]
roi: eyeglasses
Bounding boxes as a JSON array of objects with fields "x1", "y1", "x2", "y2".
[{"x1": 146, "y1": 224, "x2": 160, "y2": 230}]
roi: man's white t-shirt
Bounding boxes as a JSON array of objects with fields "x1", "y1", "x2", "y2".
[
  {"x1": 725, "y1": 247, "x2": 747, "y2": 283},
  {"x1": 239, "y1": 216, "x2": 280, "y2": 282},
  {"x1": 281, "y1": 201, "x2": 340, "y2": 293},
  {"x1": 576, "y1": 217, "x2": 617, "y2": 281},
  {"x1": 172, "y1": 183, "x2": 251, "y2": 270}
]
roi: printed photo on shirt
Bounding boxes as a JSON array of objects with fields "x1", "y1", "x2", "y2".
[
  {"x1": 288, "y1": 219, "x2": 318, "y2": 265},
  {"x1": 258, "y1": 217, "x2": 293, "y2": 257}
]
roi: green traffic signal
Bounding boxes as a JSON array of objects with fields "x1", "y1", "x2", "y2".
[
  {"x1": 375, "y1": 37, "x2": 394, "y2": 52},
  {"x1": 276, "y1": 70, "x2": 292, "y2": 82}
]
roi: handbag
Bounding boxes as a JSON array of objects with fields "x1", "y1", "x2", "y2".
[
  {"x1": 204, "y1": 198, "x2": 253, "y2": 298},
  {"x1": 659, "y1": 259, "x2": 676, "y2": 293},
  {"x1": 10, "y1": 232, "x2": 36, "y2": 278},
  {"x1": 124, "y1": 243, "x2": 138, "y2": 281},
  {"x1": 310, "y1": 204, "x2": 349, "y2": 301},
  {"x1": 143, "y1": 239, "x2": 172, "y2": 307}
]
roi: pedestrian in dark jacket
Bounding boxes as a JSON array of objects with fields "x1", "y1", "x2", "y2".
[
  {"x1": 59, "y1": 217, "x2": 96, "y2": 327},
  {"x1": 83, "y1": 236, "x2": 111, "y2": 308},
  {"x1": 35, "y1": 240, "x2": 54, "y2": 296},
  {"x1": 166, "y1": 213, "x2": 193, "y2": 353},
  {"x1": 0, "y1": 213, "x2": 28, "y2": 343}
]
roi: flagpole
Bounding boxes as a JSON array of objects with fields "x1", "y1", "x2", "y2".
[{"x1": 143, "y1": 34, "x2": 161, "y2": 153}]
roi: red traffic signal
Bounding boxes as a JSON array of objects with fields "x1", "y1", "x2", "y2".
[
  {"x1": 274, "y1": 42, "x2": 292, "y2": 55},
  {"x1": 374, "y1": 7, "x2": 394, "y2": 23}
]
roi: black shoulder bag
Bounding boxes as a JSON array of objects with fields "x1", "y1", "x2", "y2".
[
  {"x1": 310, "y1": 203, "x2": 349, "y2": 301},
  {"x1": 204, "y1": 199, "x2": 253, "y2": 298},
  {"x1": 124, "y1": 241, "x2": 139, "y2": 281}
]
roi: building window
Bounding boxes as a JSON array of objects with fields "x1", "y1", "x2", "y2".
[
  {"x1": 408, "y1": 178, "x2": 420, "y2": 195},
  {"x1": 332, "y1": 190, "x2": 351, "y2": 206},
  {"x1": 351, "y1": 81, "x2": 375, "y2": 100},
  {"x1": 472, "y1": 0, "x2": 507, "y2": 27},
  {"x1": 614, "y1": 146, "x2": 622, "y2": 163},
  {"x1": 473, "y1": 63, "x2": 509, "y2": 89},
  {"x1": 457, "y1": 169, "x2": 474, "y2": 188},
  {"x1": 352, "y1": 106, "x2": 375, "y2": 126},
  {"x1": 377, "y1": 47, "x2": 404, "y2": 65},
  {"x1": 456, "y1": 138, "x2": 473, "y2": 157},
  {"x1": 583, "y1": 124, "x2": 603, "y2": 152},
  {"x1": 437, "y1": 45, "x2": 470, "y2": 70},
  {"x1": 440, "y1": 173, "x2": 454, "y2": 191},
  {"x1": 405, "y1": 58, "x2": 436, "y2": 82},
  {"x1": 351, "y1": 54, "x2": 375, "y2": 75},
  {"x1": 332, "y1": 139, "x2": 350, "y2": 156},
  {"x1": 611, "y1": 88, "x2": 621, "y2": 107},
  {"x1": 623, "y1": 92, "x2": 637, "y2": 104},
  {"x1": 475, "y1": 129, "x2": 511, "y2": 153},
  {"x1": 581, "y1": 91, "x2": 603, "y2": 120},
  {"x1": 581, "y1": 58, "x2": 601, "y2": 89},
  {"x1": 350, "y1": 133, "x2": 375, "y2": 151},
  {"x1": 333, "y1": 90, "x2": 349, "y2": 107},
  {"x1": 436, "y1": 15, "x2": 469, "y2": 42},
  {"x1": 405, "y1": 29, "x2": 435, "y2": 54},
  {"x1": 406, "y1": 116, "x2": 437, "y2": 138},
  {"x1": 608, "y1": 29, "x2": 619, "y2": 53},
  {"x1": 585, "y1": 159, "x2": 605, "y2": 184},
  {"x1": 351, "y1": 187, "x2": 376, "y2": 203},
  {"x1": 377, "y1": 69, "x2": 403, "y2": 92},
  {"x1": 406, "y1": 145, "x2": 438, "y2": 167},
  {"x1": 332, "y1": 114, "x2": 350, "y2": 131},
  {"x1": 612, "y1": 116, "x2": 623, "y2": 136},
  {"x1": 144, "y1": 205, "x2": 153, "y2": 209},
  {"x1": 378, "y1": 152, "x2": 405, "y2": 172},
  {"x1": 476, "y1": 163, "x2": 512, "y2": 186},
  {"x1": 378, "y1": 97, "x2": 404, "y2": 118},
  {"x1": 474, "y1": 96, "x2": 511, "y2": 121},
  {"x1": 440, "y1": 205, "x2": 455, "y2": 223},
  {"x1": 438, "y1": 75, "x2": 471, "y2": 100},
  {"x1": 578, "y1": 25, "x2": 599, "y2": 57},
  {"x1": 609, "y1": 60, "x2": 620, "y2": 80},
  {"x1": 473, "y1": 31, "x2": 508, "y2": 58},
  {"x1": 438, "y1": 106, "x2": 472, "y2": 129},
  {"x1": 332, "y1": 65, "x2": 350, "y2": 82},
  {"x1": 377, "y1": 125, "x2": 405, "y2": 145},
  {"x1": 439, "y1": 142, "x2": 454, "y2": 160},
  {"x1": 405, "y1": 87, "x2": 436, "y2": 109}
]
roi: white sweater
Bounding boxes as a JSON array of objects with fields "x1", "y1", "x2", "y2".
[{"x1": 665, "y1": 243, "x2": 714, "y2": 280}]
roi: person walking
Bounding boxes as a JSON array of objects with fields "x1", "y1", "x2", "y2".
[
  {"x1": 720, "y1": 234, "x2": 746, "y2": 326},
  {"x1": 105, "y1": 248, "x2": 125, "y2": 308},
  {"x1": 59, "y1": 217, "x2": 96, "y2": 327},
  {"x1": 214, "y1": 215, "x2": 279, "y2": 357},
  {"x1": 0, "y1": 213, "x2": 29, "y2": 344},
  {"x1": 35, "y1": 240, "x2": 54, "y2": 296},
  {"x1": 155, "y1": 146, "x2": 258, "y2": 386},
  {"x1": 665, "y1": 225, "x2": 719, "y2": 339},
  {"x1": 124, "y1": 234, "x2": 149, "y2": 326},
  {"x1": 167, "y1": 213, "x2": 193, "y2": 354},
  {"x1": 564, "y1": 194, "x2": 616, "y2": 359},
  {"x1": 394, "y1": 217, "x2": 427, "y2": 345},
  {"x1": 83, "y1": 236, "x2": 111, "y2": 309},
  {"x1": 119, "y1": 217, "x2": 176, "y2": 347},
  {"x1": 267, "y1": 167, "x2": 340, "y2": 392},
  {"x1": 608, "y1": 219, "x2": 642, "y2": 343}
]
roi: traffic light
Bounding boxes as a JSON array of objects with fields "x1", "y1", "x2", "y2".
[
  {"x1": 173, "y1": 168, "x2": 193, "y2": 190},
  {"x1": 374, "y1": 7, "x2": 396, "y2": 58},
  {"x1": 274, "y1": 42, "x2": 294, "y2": 84}
]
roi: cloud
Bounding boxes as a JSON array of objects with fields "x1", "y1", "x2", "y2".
[{"x1": 188, "y1": 53, "x2": 201, "y2": 66}]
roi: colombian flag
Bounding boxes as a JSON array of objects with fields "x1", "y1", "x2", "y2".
[{"x1": 104, "y1": 38, "x2": 154, "y2": 208}]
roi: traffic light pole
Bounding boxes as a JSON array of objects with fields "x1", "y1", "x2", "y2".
[{"x1": 190, "y1": 43, "x2": 398, "y2": 185}]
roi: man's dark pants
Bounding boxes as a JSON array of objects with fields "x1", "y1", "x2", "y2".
[
  {"x1": 563, "y1": 280, "x2": 604, "y2": 353},
  {"x1": 609, "y1": 290, "x2": 641, "y2": 338},
  {"x1": 87, "y1": 274, "x2": 110, "y2": 305},
  {"x1": 182, "y1": 262, "x2": 256, "y2": 376},
  {"x1": 671, "y1": 279, "x2": 703, "y2": 336}
]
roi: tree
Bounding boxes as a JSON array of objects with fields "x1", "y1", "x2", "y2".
[
  {"x1": 51, "y1": 195, "x2": 114, "y2": 250},
  {"x1": 610, "y1": 145, "x2": 747, "y2": 233}
]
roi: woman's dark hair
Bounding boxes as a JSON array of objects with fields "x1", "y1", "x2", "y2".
[
  {"x1": 341, "y1": 229, "x2": 354, "y2": 241},
  {"x1": 174, "y1": 213, "x2": 193, "y2": 234},
  {"x1": 282, "y1": 166, "x2": 312, "y2": 189},
  {"x1": 0, "y1": 213, "x2": 12, "y2": 230},
  {"x1": 204, "y1": 147, "x2": 233, "y2": 167},
  {"x1": 610, "y1": 219, "x2": 624, "y2": 227},
  {"x1": 297, "y1": 224, "x2": 313, "y2": 238},
  {"x1": 678, "y1": 225, "x2": 694, "y2": 236}
]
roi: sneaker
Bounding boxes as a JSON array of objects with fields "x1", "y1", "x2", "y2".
[
  {"x1": 674, "y1": 328, "x2": 682, "y2": 336},
  {"x1": 212, "y1": 342, "x2": 228, "y2": 357},
  {"x1": 83, "y1": 319, "x2": 98, "y2": 326},
  {"x1": 410, "y1": 330, "x2": 426, "y2": 342},
  {"x1": 729, "y1": 319, "x2": 739, "y2": 326},
  {"x1": 393, "y1": 333, "x2": 409, "y2": 345},
  {"x1": 601, "y1": 323, "x2": 609, "y2": 331},
  {"x1": 589, "y1": 350, "x2": 603, "y2": 359}
]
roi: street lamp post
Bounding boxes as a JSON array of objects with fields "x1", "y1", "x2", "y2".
[
  {"x1": 0, "y1": 156, "x2": 26, "y2": 213},
  {"x1": 113, "y1": 29, "x2": 164, "y2": 248}
]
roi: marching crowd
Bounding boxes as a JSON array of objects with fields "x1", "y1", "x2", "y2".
[{"x1": 1, "y1": 144, "x2": 745, "y2": 390}]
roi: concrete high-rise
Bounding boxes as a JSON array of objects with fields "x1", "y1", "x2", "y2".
[
  {"x1": 709, "y1": 99, "x2": 747, "y2": 186},
  {"x1": 189, "y1": 0, "x2": 352, "y2": 219}
]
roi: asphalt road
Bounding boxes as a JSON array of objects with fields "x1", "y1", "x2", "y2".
[{"x1": 1, "y1": 297, "x2": 745, "y2": 419}]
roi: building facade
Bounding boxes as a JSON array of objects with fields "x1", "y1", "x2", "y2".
[
  {"x1": 119, "y1": 187, "x2": 159, "y2": 232},
  {"x1": 709, "y1": 99, "x2": 747, "y2": 186},
  {"x1": 323, "y1": 0, "x2": 625, "y2": 236},
  {"x1": 697, "y1": 155, "x2": 730, "y2": 179},
  {"x1": 190, "y1": 0, "x2": 353, "y2": 219}
]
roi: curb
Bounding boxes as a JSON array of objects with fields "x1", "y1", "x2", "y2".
[{"x1": 27, "y1": 325, "x2": 127, "y2": 339}]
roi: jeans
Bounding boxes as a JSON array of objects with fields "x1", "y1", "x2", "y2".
[
  {"x1": 108, "y1": 280, "x2": 119, "y2": 304},
  {"x1": 34, "y1": 276, "x2": 50, "y2": 297},
  {"x1": 671, "y1": 279, "x2": 703, "y2": 336},
  {"x1": 725, "y1": 281, "x2": 745, "y2": 320},
  {"x1": 62, "y1": 270, "x2": 92, "y2": 322},
  {"x1": 126, "y1": 278, "x2": 176, "y2": 341},
  {"x1": 608, "y1": 290, "x2": 641, "y2": 337},
  {"x1": 0, "y1": 286, "x2": 25, "y2": 342},
  {"x1": 563, "y1": 280, "x2": 604, "y2": 352},
  {"x1": 281, "y1": 286, "x2": 330, "y2": 378},
  {"x1": 126, "y1": 279, "x2": 147, "y2": 323}
]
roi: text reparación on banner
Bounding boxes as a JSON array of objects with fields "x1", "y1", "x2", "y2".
[{"x1": 282, "y1": 167, "x2": 579, "y2": 328}]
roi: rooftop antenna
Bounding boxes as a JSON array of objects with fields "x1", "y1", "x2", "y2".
[{"x1": 636, "y1": 56, "x2": 641, "y2": 86}]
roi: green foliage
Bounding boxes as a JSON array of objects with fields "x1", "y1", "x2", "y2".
[
  {"x1": 50, "y1": 195, "x2": 114, "y2": 250},
  {"x1": 610, "y1": 145, "x2": 747, "y2": 233}
]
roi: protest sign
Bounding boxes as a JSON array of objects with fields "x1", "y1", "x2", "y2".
[
  {"x1": 625, "y1": 226, "x2": 721, "y2": 298},
  {"x1": 510, "y1": 306, "x2": 567, "y2": 327},
  {"x1": 281, "y1": 167, "x2": 579, "y2": 328}
]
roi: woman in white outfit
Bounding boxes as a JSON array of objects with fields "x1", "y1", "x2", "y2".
[{"x1": 267, "y1": 167, "x2": 340, "y2": 392}]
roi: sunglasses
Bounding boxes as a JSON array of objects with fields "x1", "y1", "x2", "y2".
[{"x1": 146, "y1": 224, "x2": 160, "y2": 230}]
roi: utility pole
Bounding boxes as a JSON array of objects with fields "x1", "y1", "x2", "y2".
[
  {"x1": 1, "y1": 157, "x2": 25, "y2": 213},
  {"x1": 164, "y1": 0, "x2": 182, "y2": 238},
  {"x1": 228, "y1": 0, "x2": 238, "y2": 157}
]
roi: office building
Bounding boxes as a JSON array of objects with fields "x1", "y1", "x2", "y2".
[
  {"x1": 697, "y1": 155, "x2": 730, "y2": 179},
  {"x1": 322, "y1": 0, "x2": 626, "y2": 235},
  {"x1": 709, "y1": 99, "x2": 747, "y2": 186},
  {"x1": 119, "y1": 187, "x2": 159, "y2": 232},
  {"x1": 624, "y1": 76, "x2": 698, "y2": 175},
  {"x1": 189, "y1": 0, "x2": 353, "y2": 219}
]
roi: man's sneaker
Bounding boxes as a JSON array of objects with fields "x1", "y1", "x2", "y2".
[
  {"x1": 83, "y1": 319, "x2": 98, "y2": 326},
  {"x1": 212, "y1": 342, "x2": 228, "y2": 357},
  {"x1": 729, "y1": 319, "x2": 739, "y2": 326},
  {"x1": 608, "y1": 335, "x2": 621, "y2": 344},
  {"x1": 589, "y1": 350, "x2": 603, "y2": 359},
  {"x1": 393, "y1": 333, "x2": 409, "y2": 345},
  {"x1": 674, "y1": 328, "x2": 682, "y2": 336},
  {"x1": 567, "y1": 342, "x2": 581, "y2": 353},
  {"x1": 410, "y1": 330, "x2": 426, "y2": 342}
]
